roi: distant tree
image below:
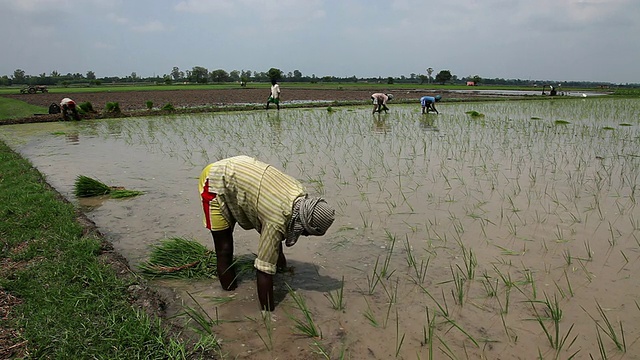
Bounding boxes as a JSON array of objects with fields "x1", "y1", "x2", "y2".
[
  {"x1": 254, "y1": 71, "x2": 268, "y2": 82},
  {"x1": 229, "y1": 70, "x2": 240, "y2": 82},
  {"x1": 419, "y1": 74, "x2": 428, "y2": 84},
  {"x1": 240, "y1": 70, "x2": 252, "y2": 81},
  {"x1": 435, "y1": 70, "x2": 452, "y2": 85},
  {"x1": 210, "y1": 69, "x2": 229, "y2": 82},
  {"x1": 410, "y1": 73, "x2": 416, "y2": 80},
  {"x1": 293, "y1": 70, "x2": 302, "y2": 81},
  {"x1": 86, "y1": 71, "x2": 96, "y2": 80},
  {"x1": 190, "y1": 66, "x2": 209, "y2": 83},
  {"x1": 387, "y1": 77, "x2": 394, "y2": 84},
  {"x1": 171, "y1": 67, "x2": 183, "y2": 81},
  {"x1": 130, "y1": 72, "x2": 138, "y2": 82},
  {"x1": 426, "y1": 67, "x2": 434, "y2": 83},
  {"x1": 472, "y1": 75, "x2": 482, "y2": 85},
  {"x1": 267, "y1": 67, "x2": 283, "y2": 82},
  {"x1": 12, "y1": 69, "x2": 26, "y2": 84},
  {"x1": 50, "y1": 70, "x2": 60, "y2": 77}
]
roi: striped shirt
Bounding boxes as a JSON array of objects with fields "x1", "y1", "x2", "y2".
[{"x1": 199, "y1": 156, "x2": 305, "y2": 274}]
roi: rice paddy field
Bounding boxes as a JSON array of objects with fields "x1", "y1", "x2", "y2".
[{"x1": 1, "y1": 97, "x2": 639, "y2": 359}]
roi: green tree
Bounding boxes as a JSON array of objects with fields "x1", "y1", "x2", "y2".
[
  {"x1": 229, "y1": 70, "x2": 240, "y2": 82},
  {"x1": 12, "y1": 69, "x2": 26, "y2": 84},
  {"x1": 210, "y1": 69, "x2": 229, "y2": 82},
  {"x1": 293, "y1": 69, "x2": 302, "y2": 81},
  {"x1": 435, "y1": 70, "x2": 452, "y2": 85},
  {"x1": 472, "y1": 75, "x2": 482, "y2": 85},
  {"x1": 171, "y1": 66, "x2": 183, "y2": 81},
  {"x1": 86, "y1": 71, "x2": 96, "y2": 80},
  {"x1": 419, "y1": 74, "x2": 428, "y2": 84},
  {"x1": 267, "y1": 67, "x2": 283, "y2": 82},
  {"x1": 387, "y1": 76, "x2": 394, "y2": 84},
  {"x1": 190, "y1": 66, "x2": 209, "y2": 83}
]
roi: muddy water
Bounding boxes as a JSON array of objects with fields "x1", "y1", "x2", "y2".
[{"x1": 1, "y1": 98, "x2": 639, "y2": 359}]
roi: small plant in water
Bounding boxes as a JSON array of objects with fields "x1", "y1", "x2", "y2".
[{"x1": 285, "y1": 284, "x2": 322, "y2": 338}]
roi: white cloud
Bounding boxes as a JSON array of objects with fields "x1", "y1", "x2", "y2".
[
  {"x1": 107, "y1": 12, "x2": 129, "y2": 24},
  {"x1": 131, "y1": 21, "x2": 168, "y2": 33}
]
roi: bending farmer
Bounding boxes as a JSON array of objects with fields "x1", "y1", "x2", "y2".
[
  {"x1": 266, "y1": 79, "x2": 281, "y2": 110},
  {"x1": 371, "y1": 93, "x2": 394, "y2": 114},
  {"x1": 60, "y1": 97, "x2": 80, "y2": 120},
  {"x1": 420, "y1": 95, "x2": 442, "y2": 114},
  {"x1": 199, "y1": 156, "x2": 335, "y2": 311}
]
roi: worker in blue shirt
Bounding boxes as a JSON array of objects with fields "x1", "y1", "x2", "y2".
[{"x1": 421, "y1": 95, "x2": 442, "y2": 114}]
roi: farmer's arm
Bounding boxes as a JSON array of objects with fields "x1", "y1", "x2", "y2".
[{"x1": 255, "y1": 224, "x2": 281, "y2": 311}]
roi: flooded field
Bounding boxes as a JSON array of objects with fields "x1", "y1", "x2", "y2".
[{"x1": 1, "y1": 98, "x2": 639, "y2": 359}]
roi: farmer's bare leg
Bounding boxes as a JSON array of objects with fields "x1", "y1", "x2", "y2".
[
  {"x1": 211, "y1": 228, "x2": 237, "y2": 290},
  {"x1": 257, "y1": 270, "x2": 274, "y2": 311}
]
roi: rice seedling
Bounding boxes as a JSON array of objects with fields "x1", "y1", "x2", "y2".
[
  {"x1": 311, "y1": 340, "x2": 331, "y2": 359},
  {"x1": 363, "y1": 297, "x2": 379, "y2": 327},
  {"x1": 528, "y1": 292, "x2": 579, "y2": 355},
  {"x1": 324, "y1": 276, "x2": 345, "y2": 310},
  {"x1": 450, "y1": 266, "x2": 466, "y2": 306},
  {"x1": 364, "y1": 256, "x2": 382, "y2": 295},
  {"x1": 285, "y1": 284, "x2": 322, "y2": 338},
  {"x1": 180, "y1": 292, "x2": 224, "y2": 346},
  {"x1": 74, "y1": 175, "x2": 143, "y2": 198},
  {"x1": 582, "y1": 302, "x2": 627, "y2": 352},
  {"x1": 394, "y1": 308, "x2": 406, "y2": 358}
]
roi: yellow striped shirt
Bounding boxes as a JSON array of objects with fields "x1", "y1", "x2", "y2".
[{"x1": 200, "y1": 156, "x2": 305, "y2": 274}]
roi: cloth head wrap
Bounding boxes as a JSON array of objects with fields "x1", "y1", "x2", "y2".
[{"x1": 286, "y1": 196, "x2": 335, "y2": 247}]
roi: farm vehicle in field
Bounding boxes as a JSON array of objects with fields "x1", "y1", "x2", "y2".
[{"x1": 20, "y1": 85, "x2": 49, "y2": 94}]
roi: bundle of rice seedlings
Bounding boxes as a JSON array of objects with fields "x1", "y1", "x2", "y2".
[
  {"x1": 139, "y1": 237, "x2": 257, "y2": 280},
  {"x1": 74, "y1": 175, "x2": 143, "y2": 198},
  {"x1": 139, "y1": 237, "x2": 218, "y2": 279},
  {"x1": 465, "y1": 110, "x2": 485, "y2": 117},
  {"x1": 74, "y1": 175, "x2": 111, "y2": 197}
]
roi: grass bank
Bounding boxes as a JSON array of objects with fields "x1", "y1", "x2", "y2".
[
  {"x1": 0, "y1": 97, "x2": 47, "y2": 120},
  {"x1": 0, "y1": 141, "x2": 218, "y2": 359}
]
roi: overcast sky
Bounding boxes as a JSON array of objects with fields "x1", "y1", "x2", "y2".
[{"x1": 1, "y1": 0, "x2": 638, "y2": 84}]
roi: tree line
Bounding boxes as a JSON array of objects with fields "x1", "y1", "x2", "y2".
[{"x1": 1, "y1": 66, "x2": 625, "y2": 88}]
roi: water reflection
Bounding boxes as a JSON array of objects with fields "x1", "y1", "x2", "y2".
[
  {"x1": 65, "y1": 132, "x2": 80, "y2": 144},
  {"x1": 418, "y1": 114, "x2": 439, "y2": 132},
  {"x1": 371, "y1": 114, "x2": 391, "y2": 134}
]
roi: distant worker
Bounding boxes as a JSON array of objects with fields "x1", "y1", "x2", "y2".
[
  {"x1": 266, "y1": 79, "x2": 281, "y2": 110},
  {"x1": 60, "y1": 97, "x2": 80, "y2": 120},
  {"x1": 199, "y1": 156, "x2": 335, "y2": 312},
  {"x1": 371, "y1": 93, "x2": 394, "y2": 114},
  {"x1": 420, "y1": 95, "x2": 442, "y2": 114}
]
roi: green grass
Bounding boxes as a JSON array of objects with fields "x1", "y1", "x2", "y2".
[
  {"x1": 0, "y1": 140, "x2": 215, "y2": 358},
  {"x1": 0, "y1": 97, "x2": 47, "y2": 120}
]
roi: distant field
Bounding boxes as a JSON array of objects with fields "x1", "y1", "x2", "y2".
[{"x1": 0, "y1": 82, "x2": 602, "y2": 96}]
